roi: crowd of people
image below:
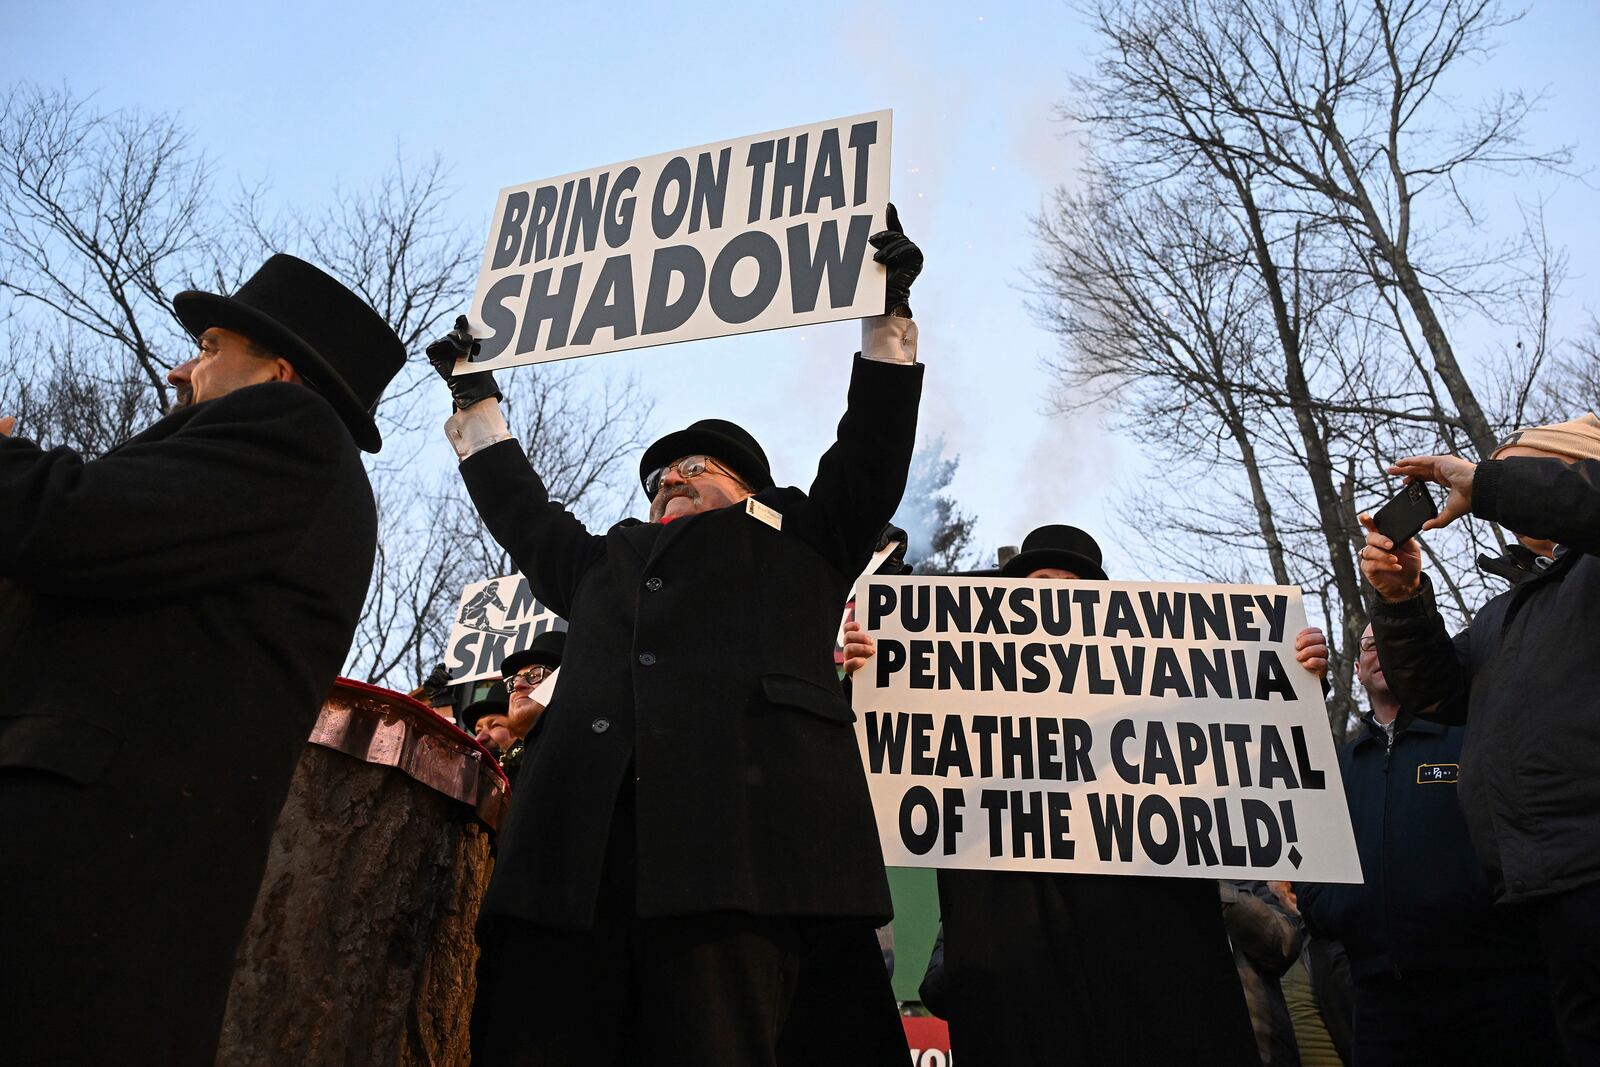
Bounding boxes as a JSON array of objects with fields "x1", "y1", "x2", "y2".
[{"x1": 1, "y1": 205, "x2": 1596, "y2": 1066}]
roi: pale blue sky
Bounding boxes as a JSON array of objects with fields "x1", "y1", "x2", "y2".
[{"x1": 7, "y1": 0, "x2": 1598, "y2": 576}]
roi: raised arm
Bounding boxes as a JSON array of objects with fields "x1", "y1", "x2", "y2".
[
  {"x1": 430, "y1": 317, "x2": 604, "y2": 617},
  {"x1": 1474, "y1": 456, "x2": 1600, "y2": 554},
  {"x1": 802, "y1": 207, "x2": 926, "y2": 574}
]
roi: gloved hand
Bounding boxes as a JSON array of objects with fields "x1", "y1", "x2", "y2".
[
  {"x1": 426, "y1": 315, "x2": 502, "y2": 410},
  {"x1": 874, "y1": 522, "x2": 913, "y2": 575},
  {"x1": 868, "y1": 203, "x2": 923, "y2": 318}
]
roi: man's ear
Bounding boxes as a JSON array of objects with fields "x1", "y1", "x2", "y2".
[{"x1": 272, "y1": 358, "x2": 304, "y2": 384}]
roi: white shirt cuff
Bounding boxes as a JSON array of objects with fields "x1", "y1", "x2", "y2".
[
  {"x1": 444, "y1": 399, "x2": 513, "y2": 460},
  {"x1": 861, "y1": 315, "x2": 919, "y2": 364}
]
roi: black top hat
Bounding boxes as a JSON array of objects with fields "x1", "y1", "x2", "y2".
[
  {"x1": 1000, "y1": 524, "x2": 1108, "y2": 581},
  {"x1": 500, "y1": 630, "x2": 566, "y2": 677},
  {"x1": 639, "y1": 418, "x2": 774, "y2": 496},
  {"x1": 459, "y1": 695, "x2": 508, "y2": 735},
  {"x1": 172, "y1": 254, "x2": 407, "y2": 453}
]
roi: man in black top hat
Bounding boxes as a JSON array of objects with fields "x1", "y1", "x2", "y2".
[
  {"x1": 430, "y1": 212, "x2": 923, "y2": 1064},
  {"x1": 498, "y1": 629, "x2": 564, "y2": 742},
  {"x1": 461, "y1": 694, "x2": 513, "y2": 747},
  {"x1": 0, "y1": 254, "x2": 404, "y2": 1064},
  {"x1": 463, "y1": 631, "x2": 567, "y2": 776}
]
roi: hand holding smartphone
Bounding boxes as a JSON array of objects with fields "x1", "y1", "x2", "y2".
[{"x1": 1373, "y1": 482, "x2": 1438, "y2": 546}]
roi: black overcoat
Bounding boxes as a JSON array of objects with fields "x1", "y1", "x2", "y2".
[
  {"x1": 461, "y1": 355, "x2": 923, "y2": 929},
  {"x1": 0, "y1": 382, "x2": 376, "y2": 1065},
  {"x1": 932, "y1": 869, "x2": 1259, "y2": 1064}
]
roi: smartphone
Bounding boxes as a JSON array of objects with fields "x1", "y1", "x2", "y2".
[{"x1": 1373, "y1": 482, "x2": 1438, "y2": 545}]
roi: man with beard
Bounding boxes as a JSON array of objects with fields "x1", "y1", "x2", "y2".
[
  {"x1": 429, "y1": 210, "x2": 923, "y2": 1065},
  {"x1": 0, "y1": 254, "x2": 404, "y2": 1064}
]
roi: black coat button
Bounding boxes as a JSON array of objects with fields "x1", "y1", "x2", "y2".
[
  {"x1": 591, "y1": 718, "x2": 610, "y2": 734},
  {"x1": 638, "y1": 652, "x2": 656, "y2": 666},
  {"x1": 645, "y1": 577, "x2": 663, "y2": 592}
]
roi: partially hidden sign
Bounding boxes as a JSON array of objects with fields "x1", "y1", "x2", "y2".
[
  {"x1": 461, "y1": 110, "x2": 891, "y2": 371},
  {"x1": 446, "y1": 574, "x2": 566, "y2": 684},
  {"x1": 853, "y1": 577, "x2": 1361, "y2": 883}
]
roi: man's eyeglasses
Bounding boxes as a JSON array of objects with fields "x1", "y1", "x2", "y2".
[
  {"x1": 504, "y1": 666, "x2": 552, "y2": 692},
  {"x1": 1358, "y1": 637, "x2": 1378, "y2": 652},
  {"x1": 644, "y1": 455, "x2": 745, "y2": 497}
]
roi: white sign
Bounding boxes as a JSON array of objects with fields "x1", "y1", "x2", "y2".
[
  {"x1": 852, "y1": 577, "x2": 1361, "y2": 883},
  {"x1": 531, "y1": 666, "x2": 560, "y2": 707},
  {"x1": 461, "y1": 110, "x2": 892, "y2": 371},
  {"x1": 838, "y1": 540, "x2": 902, "y2": 646},
  {"x1": 446, "y1": 574, "x2": 566, "y2": 684}
]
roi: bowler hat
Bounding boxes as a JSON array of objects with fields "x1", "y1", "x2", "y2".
[
  {"x1": 458, "y1": 696, "x2": 508, "y2": 735},
  {"x1": 173, "y1": 254, "x2": 406, "y2": 452},
  {"x1": 639, "y1": 418, "x2": 773, "y2": 495},
  {"x1": 1001, "y1": 525, "x2": 1107, "y2": 581},
  {"x1": 500, "y1": 630, "x2": 566, "y2": 677}
]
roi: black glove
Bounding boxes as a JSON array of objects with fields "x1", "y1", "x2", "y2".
[
  {"x1": 874, "y1": 522, "x2": 913, "y2": 575},
  {"x1": 420, "y1": 662, "x2": 453, "y2": 699},
  {"x1": 868, "y1": 203, "x2": 923, "y2": 318},
  {"x1": 426, "y1": 315, "x2": 502, "y2": 410}
]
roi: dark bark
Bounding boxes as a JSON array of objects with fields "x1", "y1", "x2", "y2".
[
  {"x1": 1228, "y1": 176, "x2": 1367, "y2": 738},
  {"x1": 218, "y1": 744, "x2": 492, "y2": 1067}
]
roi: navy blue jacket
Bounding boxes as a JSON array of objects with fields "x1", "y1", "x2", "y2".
[{"x1": 1298, "y1": 713, "x2": 1542, "y2": 983}]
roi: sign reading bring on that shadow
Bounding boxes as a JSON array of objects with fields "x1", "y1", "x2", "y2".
[
  {"x1": 446, "y1": 574, "x2": 567, "y2": 684},
  {"x1": 853, "y1": 576, "x2": 1362, "y2": 883},
  {"x1": 459, "y1": 111, "x2": 892, "y2": 372}
]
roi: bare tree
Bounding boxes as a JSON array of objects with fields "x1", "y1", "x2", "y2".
[
  {"x1": 235, "y1": 152, "x2": 480, "y2": 447},
  {"x1": 0, "y1": 82, "x2": 659, "y2": 693},
  {"x1": 1041, "y1": 0, "x2": 1576, "y2": 729},
  {"x1": 0, "y1": 84, "x2": 218, "y2": 415},
  {"x1": 0, "y1": 326, "x2": 152, "y2": 457},
  {"x1": 1534, "y1": 315, "x2": 1600, "y2": 423},
  {"x1": 1033, "y1": 170, "x2": 1387, "y2": 732},
  {"x1": 1078, "y1": 0, "x2": 1572, "y2": 459}
]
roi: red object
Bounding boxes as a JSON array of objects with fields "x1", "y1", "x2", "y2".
[
  {"x1": 304, "y1": 677, "x2": 512, "y2": 829},
  {"x1": 333, "y1": 677, "x2": 509, "y2": 784},
  {"x1": 902, "y1": 1016, "x2": 954, "y2": 1065}
]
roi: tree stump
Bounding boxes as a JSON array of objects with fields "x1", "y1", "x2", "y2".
[{"x1": 218, "y1": 682, "x2": 505, "y2": 1067}]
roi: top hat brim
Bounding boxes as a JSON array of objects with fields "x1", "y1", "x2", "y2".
[
  {"x1": 500, "y1": 647, "x2": 562, "y2": 677},
  {"x1": 1001, "y1": 549, "x2": 1107, "y2": 581},
  {"x1": 640, "y1": 427, "x2": 773, "y2": 495},
  {"x1": 459, "y1": 698, "x2": 508, "y2": 733},
  {"x1": 173, "y1": 291, "x2": 383, "y2": 452}
]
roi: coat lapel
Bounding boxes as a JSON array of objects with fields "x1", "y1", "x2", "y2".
[
  {"x1": 641, "y1": 509, "x2": 705, "y2": 568},
  {"x1": 611, "y1": 518, "x2": 658, "y2": 569}
]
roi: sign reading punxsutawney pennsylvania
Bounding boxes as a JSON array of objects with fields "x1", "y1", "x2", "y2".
[
  {"x1": 458, "y1": 111, "x2": 892, "y2": 373},
  {"x1": 445, "y1": 574, "x2": 566, "y2": 684},
  {"x1": 853, "y1": 577, "x2": 1362, "y2": 883}
]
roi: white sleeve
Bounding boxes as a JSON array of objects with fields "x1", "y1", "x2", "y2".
[
  {"x1": 860, "y1": 314, "x2": 919, "y2": 365},
  {"x1": 444, "y1": 399, "x2": 514, "y2": 461}
]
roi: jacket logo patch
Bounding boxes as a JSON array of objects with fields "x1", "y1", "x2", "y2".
[{"x1": 1416, "y1": 763, "x2": 1460, "y2": 784}]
